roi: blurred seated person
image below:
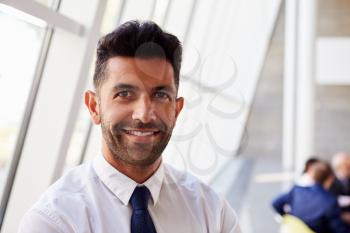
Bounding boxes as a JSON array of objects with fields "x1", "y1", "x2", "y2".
[
  {"x1": 330, "y1": 152, "x2": 350, "y2": 224},
  {"x1": 330, "y1": 152, "x2": 350, "y2": 196},
  {"x1": 272, "y1": 161, "x2": 350, "y2": 233},
  {"x1": 276, "y1": 158, "x2": 320, "y2": 217},
  {"x1": 297, "y1": 157, "x2": 320, "y2": 187}
]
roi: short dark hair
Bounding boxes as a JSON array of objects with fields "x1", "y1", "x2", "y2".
[
  {"x1": 93, "y1": 20, "x2": 182, "y2": 93},
  {"x1": 313, "y1": 161, "x2": 333, "y2": 185},
  {"x1": 303, "y1": 157, "x2": 320, "y2": 173}
]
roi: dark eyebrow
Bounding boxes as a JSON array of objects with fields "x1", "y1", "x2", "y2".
[
  {"x1": 152, "y1": 85, "x2": 175, "y2": 94},
  {"x1": 112, "y1": 83, "x2": 139, "y2": 92}
]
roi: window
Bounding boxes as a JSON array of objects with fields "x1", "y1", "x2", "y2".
[
  {"x1": 33, "y1": 0, "x2": 55, "y2": 8},
  {"x1": 0, "y1": 5, "x2": 47, "y2": 201}
]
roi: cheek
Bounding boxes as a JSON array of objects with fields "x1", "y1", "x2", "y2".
[
  {"x1": 102, "y1": 104, "x2": 131, "y2": 125},
  {"x1": 157, "y1": 105, "x2": 177, "y2": 125}
]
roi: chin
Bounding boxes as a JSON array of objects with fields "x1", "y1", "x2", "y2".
[
  {"x1": 128, "y1": 153, "x2": 161, "y2": 167},
  {"x1": 128, "y1": 159, "x2": 159, "y2": 167}
]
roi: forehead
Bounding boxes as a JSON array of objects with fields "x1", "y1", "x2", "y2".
[{"x1": 103, "y1": 56, "x2": 175, "y2": 90}]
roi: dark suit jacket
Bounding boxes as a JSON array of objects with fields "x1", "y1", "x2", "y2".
[
  {"x1": 329, "y1": 178, "x2": 350, "y2": 212},
  {"x1": 329, "y1": 178, "x2": 350, "y2": 196},
  {"x1": 272, "y1": 184, "x2": 350, "y2": 233}
]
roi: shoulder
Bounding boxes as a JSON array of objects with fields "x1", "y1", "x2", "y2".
[
  {"x1": 22, "y1": 162, "x2": 98, "y2": 231},
  {"x1": 162, "y1": 164, "x2": 240, "y2": 232},
  {"x1": 272, "y1": 185, "x2": 299, "y2": 205},
  {"x1": 310, "y1": 185, "x2": 338, "y2": 209},
  {"x1": 163, "y1": 164, "x2": 220, "y2": 198},
  {"x1": 162, "y1": 164, "x2": 232, "y2": 212},
  {"x1": 42, "y1": 161, "x2": 97, "y2": 202}
]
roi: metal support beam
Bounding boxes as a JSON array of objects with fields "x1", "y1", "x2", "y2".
[{"x1": 0, "y1": 0, "x2": 84, "y2": 35}]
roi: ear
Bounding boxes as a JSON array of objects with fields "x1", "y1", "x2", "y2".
[
  {"x1": 84, "y1": 90, "x2": 101, "y2": 124},
  {"x1": 175, "y1": 97, "x2": 184, "y2": 119}
]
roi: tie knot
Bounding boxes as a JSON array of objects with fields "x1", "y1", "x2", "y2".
[{"x1": 130, "y1": 186, "x2": 151, "y2": 210}]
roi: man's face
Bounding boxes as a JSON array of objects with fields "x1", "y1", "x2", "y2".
[
  {"x1": 344, "y1": 157, "x2": 350, "y2": 178},
  {"x1": 86, "y1": 57, "x2": 183, "y2": 167}
]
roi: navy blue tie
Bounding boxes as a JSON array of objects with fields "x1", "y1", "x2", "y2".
[{"x1": 130, "y1": 186, "x2": 157, "y2": 233}]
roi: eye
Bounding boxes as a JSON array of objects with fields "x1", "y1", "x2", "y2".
[
  {"x1": 154, "y1": 91, "x2": 170, "y2": 100},
  {"x1": 115, "y1": 91, "x2": 133, "y2": 99}
]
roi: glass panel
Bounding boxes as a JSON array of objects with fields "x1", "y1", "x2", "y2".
[
  {"x1": 33, "y1": 0, "x2": 56, "y2": 8},
  {"x1": 0, "y1": 5, "x2": 46, "y2": 200},
  {"x1": 64, "y1": 58, "x2": 94, "y2": 172},
  {"x1": 64, "y1": 79, "x2": 93, "y2": 172},
  {"x1": 64, "y1": 104, "x2": 91, "y2": 172},
  {"x1": 120, "y1": 0, "x2": 155, "y2": 23},
  {"x1": 152, "y1": 0, "x2": 170, "y2": 25},
  {"x1": 100, "y1": 0, "x2": 124, "y2": 34},
  {"x1": 162, "y1": 0, "x2": 195, "y2": 42}
]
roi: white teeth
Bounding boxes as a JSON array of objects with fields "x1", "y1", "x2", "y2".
[{"x1": 126, "y1": 131, "x2": 155, "y2": 136}]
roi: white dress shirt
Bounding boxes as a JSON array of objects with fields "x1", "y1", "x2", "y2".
[
  {"x1": 18, "y1": 155, "x2": 241, "y2": 233},
  {"x1": 296, "y1": 173, "x2": 315, "y2": 187}
]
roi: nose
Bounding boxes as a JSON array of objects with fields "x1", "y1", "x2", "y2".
[{"x1": 132, "y1": 96, "x2": 156, "y2": 123}]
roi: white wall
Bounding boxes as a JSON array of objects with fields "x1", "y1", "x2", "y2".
[{"x1": 316, "y1": 37, "x2": 350, "y2": 85}]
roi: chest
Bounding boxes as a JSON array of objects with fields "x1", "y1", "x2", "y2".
[{"x1": 76, "y1": 193, "x2": 219, "y2": 233}]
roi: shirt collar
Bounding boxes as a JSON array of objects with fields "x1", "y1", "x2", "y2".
[{"x1": 93, "y1": 154, "x2": 164, "y2": 206}]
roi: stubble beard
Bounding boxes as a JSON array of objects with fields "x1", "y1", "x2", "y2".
[{"x1": 100, "y1": 116, "x2": 173, "y2": 167}]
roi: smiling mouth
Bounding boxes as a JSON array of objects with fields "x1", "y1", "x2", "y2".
[{"x1": 123, "y1": 129, "x2": 160, "y2": 136}]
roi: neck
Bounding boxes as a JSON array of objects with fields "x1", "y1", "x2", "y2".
[{"x1": 102, "y1": 145, "x2": 161, "y2": 184}]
